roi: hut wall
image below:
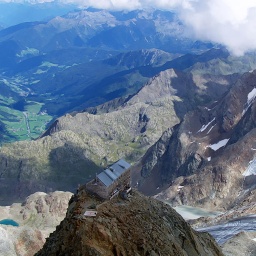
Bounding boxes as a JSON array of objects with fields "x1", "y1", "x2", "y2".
[{"x1": 86, "y1": 180, "x2": 108, "y2": 199}]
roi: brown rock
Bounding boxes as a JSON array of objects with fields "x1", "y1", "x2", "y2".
[{"x1": 35, "y1": 189, "x2": 224, "y2": 256}]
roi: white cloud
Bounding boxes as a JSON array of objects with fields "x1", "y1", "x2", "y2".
[
  {"x1": 1, "y1": 0, "x2": 256, "y2": 55},
  {"x1": 179, "y1": 0, "x2": 256, "y2": 55},
  {"x1": 64, "y1": 0, "x2": 256, "y2": 55}
]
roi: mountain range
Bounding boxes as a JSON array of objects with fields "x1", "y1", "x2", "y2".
[
  {"x1": 0, "y1": 8, "x2": 216, "y2": 143},
  {"x1": 0, "y1": 6, "x2": 256, "y2": 255},
  {"x1": 0, "y1": 55, "x2": 239, "y2": 205},
  {"x1": 1, "y1": 8, "x2": 256, "y2": 145},
  {"x1": 137, "y1": 69, "x2": 256, "y2": 212},
  {"x1": 0, "y1": 6, "x2": 255, "y2": 210}
]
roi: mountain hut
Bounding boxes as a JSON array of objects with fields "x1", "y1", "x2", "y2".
[{"x1": 86, "y1": 159, "x2": 131, "y2": 199}]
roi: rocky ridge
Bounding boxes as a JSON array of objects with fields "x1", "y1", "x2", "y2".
[
  {"x1": 137, "y1": 69, "x2": 256, "y2": 211},
  {"x1": 0, "y1": 9, "x2": 209, "y2": 54},
  {"x1": 35, "y1": 189, "x2": 224, "y2": 256},
  {"x1": 0, "y1": 68, "x2": 234, "y2": 204},
  {"x1": 104, "y1": 49, "x2": 177, "y2": 69}
]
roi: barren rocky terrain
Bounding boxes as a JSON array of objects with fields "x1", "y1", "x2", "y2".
[
  {"x1": 35, "y1": 188, "x2": 224, "y2": 256},
  {"x1": 0, "y1": 191, "x2": 72, "y2": 256},
  {"x1": 136, "y1": 70, "x2": 256, "y2": 212},
  {"x1": 0, "y1": 68, "x2": 234, "y2": 204}
]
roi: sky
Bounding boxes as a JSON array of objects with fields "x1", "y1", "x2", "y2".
[{"x1": 1, "y1": 0, "x2": 256, "y2": 55}]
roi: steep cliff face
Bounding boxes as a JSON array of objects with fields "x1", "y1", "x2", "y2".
[
  {"x1": 138, "y1": 70, "x2": 256, "y2": 210},
  {"x1": 35, "y1": 189, "x2": 224, "y2": 256}
]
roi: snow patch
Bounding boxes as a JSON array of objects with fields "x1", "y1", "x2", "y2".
[
  {"x1": 207, "y1": 139, "x2": 230, "y2": 151},
  {"x1": 207, "y1": 157, "x2": 211, "y2": 162},
  {"x1": 198, "y1": 118, "x2": 215, "y2": 133},
  {"x1": 177, "y1": 186, "x2": 184, "y2": 192},
  {"x1": 252, "y1": 238, "x2": 256, "y2": 242},
  {"x1": 243, "y1": 157, "x2": 256, "y2": 176},
  {"x1": 252, "y1": 148, "x2": 256, "y2": 151},
  {"x1": 248, "y1": 88, "x2": 256, "y2": 102},
  {"x1": 242, "y1": 88, "x2": 256, "y2": 115},
  {"x1": 207, "y1": 124, "x2": 216, "y2": 135}
]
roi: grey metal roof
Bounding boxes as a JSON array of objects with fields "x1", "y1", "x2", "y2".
[
  {"x1": 97, "y1": 172, "x2": 113, "y2": 187},
  {"x1": 117, "y1": 159, "x2": 131, "y2": 169},
  {"x1": 104, "y1": 169, "x2": 118, "y2": 180},
  {"x1": 97, "y1": 159, "x2": 130, "y2": 187}
]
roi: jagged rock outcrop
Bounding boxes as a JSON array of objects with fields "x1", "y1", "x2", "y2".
[
  {"x1": 35, "y1": 189, "x2": 224, "y2": 256},
  {"x1": 104, "y1": 48, "x2": 175, "y2": 68},
  {"x1": 0, "y1": 191, "x2": 72, "y2": 256},
  {"x1": 137, "y1": 70, "x2": 256, "y2": 210}
]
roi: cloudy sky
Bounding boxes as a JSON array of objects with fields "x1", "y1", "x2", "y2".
[{"x1": 1, "y1": 0, "x2": 256, "y2": 55}]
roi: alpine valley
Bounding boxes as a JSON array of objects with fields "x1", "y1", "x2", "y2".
[{"x1": 0, "y1": 3, "x2": 256, "y2": 256}]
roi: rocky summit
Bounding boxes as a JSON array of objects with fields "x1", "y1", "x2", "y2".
[{"x1": 36, "y1": 189, "x2": 223, "y2": 256}]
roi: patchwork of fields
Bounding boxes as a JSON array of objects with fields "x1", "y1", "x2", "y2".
[{"x1": 0, "y1": 94, "x2": 52, "y2": 143}]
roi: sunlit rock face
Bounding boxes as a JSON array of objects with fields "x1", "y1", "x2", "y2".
[{"x1": 35, "y1": 189, "x2": 224, "y2": 256}]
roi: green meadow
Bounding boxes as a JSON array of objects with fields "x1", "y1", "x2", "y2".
[{"x1": 0, "y1": 95, "x2": 53, "y2": 143}]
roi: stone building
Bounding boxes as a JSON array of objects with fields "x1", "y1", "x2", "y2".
[{"x1": 86, "y1": 159, "x2": 131, "y2": 199}]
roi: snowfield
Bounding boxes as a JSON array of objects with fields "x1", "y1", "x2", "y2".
[{"x1": 207, "y1": 138, "x2": 230, "y2": 151}]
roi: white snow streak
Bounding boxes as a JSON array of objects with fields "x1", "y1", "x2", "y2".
[
  {"x1": 242, "y1": 88, "x2": 256, "y2": 115},
  {"x1": 207, "y1": 138, "x2": 230, "y2": 151},
  {"x1": 207, "y1": 124, "x2": 216, "y2": 135},
  {"x1": 243, "y1": 157, "x2": 256, "y2": 176},
  {"x1": 198, "y1": 118, "x2": 215, "y2": 133},
  {"x1": 207, "y1": 157, "x2": 211, "y2": 162},
  {"x1": 248, "y1": 88, "x2": 256, "y2": 102},
  {"x1": 177, "y1": 185, "x2": 184, "y2": 192}
]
